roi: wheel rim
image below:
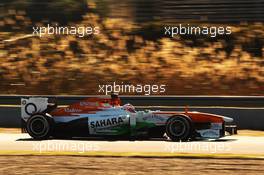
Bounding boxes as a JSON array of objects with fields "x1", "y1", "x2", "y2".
[
  {"x1": 169, "y1": 120, "x2": 186, "y2": 137},
  {"x1": 29, "y1": 116, "x2": 49, "y2": 137}
]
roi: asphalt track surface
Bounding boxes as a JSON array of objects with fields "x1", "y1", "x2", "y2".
[{"x1": 1, "y1": 133, "x2": 264, "y2": 156}]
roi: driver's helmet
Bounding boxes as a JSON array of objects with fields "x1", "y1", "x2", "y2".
[
  {"x1": 110, "y1": 92, "x2": 121, "y2": 106},
  {"x1": 123, "y1": 103, "x2": 136, "y2": 113}
]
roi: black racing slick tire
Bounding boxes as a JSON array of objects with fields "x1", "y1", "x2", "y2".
[
  {"x1": 165, "y1": 115, "x2": 193, "y2": 141},
  {"x1": 26, "y1": 114, "x2": 54, "y2": 140}
]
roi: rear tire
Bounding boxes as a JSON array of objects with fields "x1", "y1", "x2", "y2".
[
  {"x1": 165, "y1": 115, "x2": 192, "y2": 141},
  {"x1": 26, "y1": 114, "x2": 54, "y2": 140}
]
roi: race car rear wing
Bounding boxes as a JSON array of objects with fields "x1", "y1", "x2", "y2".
[{"x1": 21, "y1": 97, "x2": 57, "y2": 133}]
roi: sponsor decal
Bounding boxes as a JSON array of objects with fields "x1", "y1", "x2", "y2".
[
  {"x1": 199, "y1": 129, "x2": 220, "y2": 138},
  {"x1": 90, "y1": 117, "x2": 124, "y2": 128},
  {"x1": 211, "y1": 123, "x2": 222, "y2": 129},
  {"x1": 143, "y1": 114, "x2": 165, "y2": 122},
  {"x1": 80, "y1": 101, "x2": 98, "y2": 106},
  {"x1": 22, "y1": 100, "x2": 27, "y2": 105},
  {"x1": 25, "y1": 103, "x2": 37, "y2": 115},
  {"x1": 64, "y1": 108, "x2": 82, "y2": 113}
]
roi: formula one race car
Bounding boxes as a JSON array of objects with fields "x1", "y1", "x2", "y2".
[{"x1": 21, "y1": 95, "x2": 236, "y2": 141}]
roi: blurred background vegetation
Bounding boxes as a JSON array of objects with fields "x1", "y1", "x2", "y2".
[{"x1": 0, "y1": 0, "x2": 263, "y2": 95}]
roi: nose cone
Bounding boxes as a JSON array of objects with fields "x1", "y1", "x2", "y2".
[
  {"x1": 207, "y1": 112, "x2": 234, "y2": 123},
  {"x1": 222, "y1": 116, "x2": 234, "y2": 123}
]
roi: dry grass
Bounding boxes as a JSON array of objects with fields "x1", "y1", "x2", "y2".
[
  {"x1": 0, "y1": 8, "x2": 263, "y2": 95},
  {"x1": 0, "y1": 156, "x2": 264, "y2": 175}
]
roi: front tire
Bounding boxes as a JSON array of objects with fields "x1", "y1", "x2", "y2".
[
  {"x1": 26, "y1": 114, "x2": 54, "y2": 140},
  {"x1": 165, "y1": 115, "x2": 192, "y2": 141}
]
